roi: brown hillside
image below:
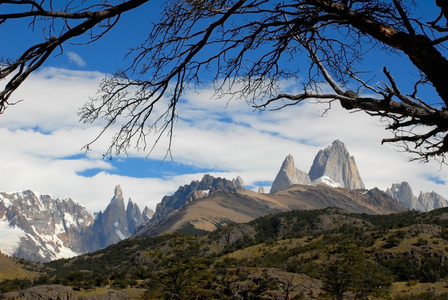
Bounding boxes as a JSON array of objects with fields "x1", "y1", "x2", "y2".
[{"x1": 138, "y1": 184, "x2": 406, "y2": 236}]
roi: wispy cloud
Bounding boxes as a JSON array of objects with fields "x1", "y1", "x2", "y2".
[
  {"x1": 0, "y1": 68, "x2": 447, "y2": 213},
  {"x1": 67, "y1": 52, "x2": 86, "y2": 67}
]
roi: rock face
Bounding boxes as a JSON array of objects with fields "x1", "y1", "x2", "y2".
[
  {"x1": 418, "y1": 192, "x2": 448, "y2": 211},
  {"x1": 127, "y1": 198, "x2": 145, "y2": 234},
  {"x1": 308, "y1": 140, "x2": 365, "y2": 189},
  {"x1": 91, "y1": 185, "x2": 147, "y2": 250},
  {"x1": 138, "y1": 184, "x2": 407, "y2": 237},
  {"x1": 0, "y1": 190, "x2": 94, "y2": 262},
  {"x1": 0, "y1": 185, "x2": 148, "y2": 262},
  {"x1": 271, "y1": 140, "x2": 364, "y2": 193},
  {"x1": 151, "y1": 174, "x2": 244, "y2": 223},
  {"x1": 270, "y1": 155, "x2": 311, "y2": 193},
  {"x1": 94, "y1": 185, "x2": 129, "y2": 246},
  {"x1": 142, "y1": 206, "x2": 155, "y2": 222},
  {"x1": 386, "y1": 182, "x2": 448, "y2": 211},
  {"x1": 233, "y1": 176, "x2": 246, "y2": 190},
  {"x1": 386, "y1": 182, "x2": 417, "y2": 209}
]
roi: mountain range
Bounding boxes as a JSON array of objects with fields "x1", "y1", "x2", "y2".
[
  {"x1": 0, "y1": 140, "x2": 446, "y2": 262},
  {"x1": 5, "y1": 206, "x2": 448, "y2": 299},
  {"x1": 0, "y1": 185, "x2": 153, "y2": 262},
  {"x1": 386, "y1": 181, "x2": 448, "y2": 212},
  {"x1": 271, "y1": 140, "x2": 365, "y2": 192}
]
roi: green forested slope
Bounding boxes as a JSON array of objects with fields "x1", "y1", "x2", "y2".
[{"x1": 3, "y1": 207, "x2": 448, "y2": 299}]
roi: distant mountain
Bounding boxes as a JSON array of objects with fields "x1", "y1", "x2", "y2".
[
  {"x1": 138, "y1": 181, "x2": 406, "y2": 237},
  {"x1": 2, "y1": 139, "x2": 446, "y2": 262},
  {"x1": 269, "y1": 141, "x2": 444, "y2": 212},
  {"x1": 0, "y1": 185, "x2": 148, "y2": 262},
  {"x1": 309, "y1": 140, "x2": 365, "y2": 189},
  {"x1": 271, "y1": 140, "x2": 364, "y2": 193},
  {"x1": 232, "y1": 176, "x2": 246, "y2": 190},
  {"x1": 386, "y1": 181, "x2": 448, "y2": 212},
  {"x1": 151, "y1": 174, "x2": 244, "y2": 224},
  {"x1": 140, "y1": 140, "x2": 448, "y2": 236},
  {"x1": 90, "y1": 185, "x2": 147, "y2": 250},
  {"x1": 127, "y1": 198, "x2": 145, "y2": 233},
  {"x1": 0, "y1": 190, "x2": 93, "y2": 262},
  {"x1": 270, "y1": 154, "x2": 311, "y2": 193},
  {"x1": 142, "y1": 206, "x2": 155, "y2": 222}
]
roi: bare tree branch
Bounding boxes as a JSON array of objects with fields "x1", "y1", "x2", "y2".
[
  {"x1": 0, "y1": 0, "x2": 150, "y2": 113},
  {"x1": 3, "y1": 0, "x2": 448, "y2": 162}
]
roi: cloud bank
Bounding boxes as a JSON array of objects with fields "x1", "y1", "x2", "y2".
[{"x1": 0, "y1": 68, "x2": 447, "y2": 213}]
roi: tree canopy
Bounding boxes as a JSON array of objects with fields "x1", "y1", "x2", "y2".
[{"x1": 2, "y1": 0, "x2": 448, "y2": 161}]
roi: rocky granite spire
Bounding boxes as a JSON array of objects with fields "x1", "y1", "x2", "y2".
[
  {"x1": 418, "y1": 191, "x2": 448, "y2": 211},
  {"x1": 270, "y1": 154, "x2": 311, "y2": 193},
  {"x1": 232, "y1": 176, "x2": 246, "y2": 190},
  {"x1": 386, "y1": 182, "x2": 417, "y2": 209},
  {"x1": 142, "y1": 206, "x2": 155, "y2": 222},
  {"x1": 308, "y1": 140, "x2": 365, "y2": 189},
  {"x1": 386, "y1": 181, "x2": 448, "y2": 211},
  {"x1": 126, "y1": 198, "x2": 145, "y2": 233},
  {"x1": 152, "y1": 174, "x2": 239, "y2": 223},
  {"x1": 93, "y1": 184, "x2": 130, "y2": 247},
  {"x1": 90, "y1": 185, "x2": 146, "y2": 249}
]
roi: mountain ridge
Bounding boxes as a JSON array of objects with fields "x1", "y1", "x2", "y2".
[
  {"x1": 271, "y1": 140, "x2": 364, "y2": 193},
  {"x1": 309, "y1": 139, "x2": 365, "y2": 189},
  {"x1": 0, "y1": 186, "x2": 154, "y2": 262},
  {"x1": 386, "y1": 181, "x2": 448, "y2": 211},
  {"x1": 138, "y1": 182, "x2": 407, "y2": 237},
  {"x1": 1, "y1": 140, "x2": 446, "y2": 262}
]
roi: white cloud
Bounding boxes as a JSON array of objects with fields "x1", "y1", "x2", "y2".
[
  {"x1": 67, "y1": 52, "x2": 87, "y2": 67},
  {"x1": 0, "y1": 67, "x2": 103, "y2": 131},
  {"x1": 0, "y1": 67, "x2": 447, "y2": 213}
]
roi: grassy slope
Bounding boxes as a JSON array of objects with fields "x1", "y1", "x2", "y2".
[
  {"x1": 12, "y1": 207, "x2": 448, "y2": 299},
  {"x1": 0, "y1": 252, "x2": 37, "y2": 281}
]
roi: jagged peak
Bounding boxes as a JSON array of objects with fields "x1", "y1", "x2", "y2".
[
  {"x1": 282, "y1": 154, "x2": 295, "y2": 165},
  {"x1": 142, "y1": 206, "x2": 155, "y2": 222},
  {"x1": 399, "y1": 181, "x2": 412, "y2": 188},
  {"x1": 201, "y1": 174, "x2": 214, "y2": 182},
  {"x1": 331, "y1": 139, "x2": 345, "y2": 148},
  {"x1": 270, "y1": 154, "x2": 311, "y2": 193},
  {"x1": 317, "y1": 139, "x2": 348, "y2": 157},
  {"x1": 386, "y1": 181, "x2": 448, "y2": 212},
  {"x1": 232, "y1": 176, "x2": 246, "y2": 190},
  {"x1": 319, "y1": 140, "x2": 350, "y2": 157},
  {"x1": 109, "y1": 184, "x2": 125, "y2": 206},
  {"x1": 279, "y1": 154, "x2": 300, "y2": 175},
  {"x1": 143, "y1": 206, "x2": 154, "y2": 214},
  {"x1": 126, "y1": 198, "x2": 140, "y2": 215},
  {"x1": 308, "y1": 140, "x2": 364, "y2": 189},
  {"x1": 271, "y1": 140, "x2": 364, "y2": 192},
  {"x1": 114, "y1": 184, "x2": 123, "y2": 198},
  {"x1": 386, "y1": 181, "x2": 414, "y2": 195}
]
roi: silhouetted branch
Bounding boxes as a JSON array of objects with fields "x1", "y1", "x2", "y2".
[{"x1": 3, "y1": 0, "x2": 448, "y2": 161}]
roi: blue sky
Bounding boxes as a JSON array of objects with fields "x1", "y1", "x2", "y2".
[{"x1": 0, "y1": 1, "x2": 447, "y2": 212}]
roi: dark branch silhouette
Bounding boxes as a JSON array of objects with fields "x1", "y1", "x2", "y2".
[{"x1": 2, "y1": 0, "x2": 448, "y2": 162}]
